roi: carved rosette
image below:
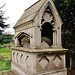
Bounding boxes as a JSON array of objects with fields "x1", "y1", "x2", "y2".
[{"x1": 41, "y1": 6, "x2": 55, "y2": 26}]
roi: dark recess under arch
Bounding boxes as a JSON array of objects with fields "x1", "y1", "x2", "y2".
[{"x1": 41, "y1": 22, "x2": 53, "y2": 46}]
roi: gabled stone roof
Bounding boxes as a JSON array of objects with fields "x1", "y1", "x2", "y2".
[
  {"x1": 14, "y1": 0, "x2": 63, "y2": 28},
  {"x1": 14, "y1": 0, "x2": 46, "y2": 28}
]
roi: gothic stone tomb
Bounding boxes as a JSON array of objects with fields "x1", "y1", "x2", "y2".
[{"x1": 11, "y1": 0, "x2": 68, "y2": 75}]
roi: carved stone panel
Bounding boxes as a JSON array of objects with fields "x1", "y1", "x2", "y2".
[
  {"x1": 39, "y1": 56, "x2": 49, "y2": 69},
  {"x1": 53, "y1": 56, "x2": 62, "y2": 68},
  {"x1": 26, "y1": 56, "x2": 30, "y2": 68},
  {"x1": 36, "y1": 54, "x2": 65, "y2": 73}
]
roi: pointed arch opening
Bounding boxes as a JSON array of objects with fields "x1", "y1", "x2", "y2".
[
  {"x1": 41, "y1": 4, "x2": 54, "y2": 47},
  {"x1": 41, "y1": 22, "x2": 53, "y2": 46},
  {"x1": 16, "y1": 32, "x2": 30, "y2": 47}
]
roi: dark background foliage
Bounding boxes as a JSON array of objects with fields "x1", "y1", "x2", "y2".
[{"x1": 0, "y1": 34, "x2": 14, "y2": 44}]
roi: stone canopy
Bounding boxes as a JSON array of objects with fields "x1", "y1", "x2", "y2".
[
  {"x1": 11, "y1": 0, "x2": 68, "y2": 75},
  {"x1": 14, "y1": 0, "x2": 63, "y2": 48}
]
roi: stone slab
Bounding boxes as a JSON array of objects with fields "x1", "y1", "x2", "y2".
[{"x1": 12, "y1": 47, "x2": 68, "y2": 53}]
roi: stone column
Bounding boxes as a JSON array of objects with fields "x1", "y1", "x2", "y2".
[
  {"x1": 15, "y1": 38, "x2": 19, "y2": 47},
  {"x1": 34, "y1": 26, "x2": 41, "y2": 48},
  {"x1": 53, "y1": 30, "x2": 57, "y2": 47},
  {"x1": 70, "y1": 58, "x2": 72, "y2": 69},
  {"x1": 32, "y1": 13, "x2": 41, "y2": 48},
  {"x1": 57, "y1": 28, "x2": 62, "y2": 48}
]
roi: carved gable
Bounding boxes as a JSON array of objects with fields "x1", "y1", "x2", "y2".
[{"x1": 14, "y1": 0, "x2": 63, "y2": 48}]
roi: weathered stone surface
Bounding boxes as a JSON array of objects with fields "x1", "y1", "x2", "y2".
[
  {"x1": 23, "y1": 42, "x2": 30, "y2": 48},
  {"x1": 53, "y1": 56, "x2": 62, "y2": 67},
  {"x1": 39, "y1": 56, "x2": 49, "y2": 69},
  {"x1": 11, "y1": 0, "x2": 67, "y2": 75},
  {"x1": 40, "y1": 41, "x2": 49, "y2": 48},
  {"x1": 11, "y1": 48, "x2": 67, "y2": 74}
]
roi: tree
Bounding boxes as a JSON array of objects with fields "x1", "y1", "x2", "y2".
[
  {"x1": 0, "y1": 4, "x2": 10, "y2": 44},
  {"x1": 0, "y1": 4, "x2": 9, "y2": 34},
  {"x1": 1, "y1": 34, "x2": 14, "y2": 44}
]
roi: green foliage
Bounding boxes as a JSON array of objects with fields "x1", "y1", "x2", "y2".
[
  {"x1": 0, "y1": 44, "x2": 13, "y2": 60},
  {"x1": 0, "y1": 53, "x2": 12, "y2": 59},
  {"x1": 0, "y1": 4, "x2": 11, "y2": 44},
  {"x1": 53, "y1": 0, "x2": 75, "y2": 56},
  {"x1": 0, "y1": 34, "x2": 3, "y2": 44},
  {"x1": 0, "y1": 34, "x2": 14, "y2": 44},
  {"x1": 0, "y1": 44, "x2": 12, "y2": 71},
  {"x1": 0, "y1": 48, "x2": 12, "y2": 53},
  {"x1": 0, "y1": 60, "x2": 11, "y2": 71},
  {"x1": 53, "y1": 0, "x2": 75, "y2": 33},
  {"x1": 0, "y1": 4, "x2": 9, "y2": 34}
]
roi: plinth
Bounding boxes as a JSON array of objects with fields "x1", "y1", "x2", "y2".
[{"x1": 11, "y1": 47, "x2": 68, "y2": 75}]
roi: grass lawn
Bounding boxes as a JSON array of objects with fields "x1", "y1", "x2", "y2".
[
  {"x1": 0, "y1": 60, "x2": 11, "y2": 71},
  {"x1": 0, "y1": 47, "x2": 12, "y2": 59},
  {"x1": 0, "y1": 72, "x2": 2, "y2": 75},
  {"x1": 0, "y1": 44, "x2": 13, "y2": 71},
  {"x1": 0, "y1": 52, "x2": 12, "y2": 60},
  {"x1": 0, "y1": 48, "x2": 12, "y2": 53}
]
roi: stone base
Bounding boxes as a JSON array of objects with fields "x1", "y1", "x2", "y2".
[
  {"x1": 11, "y1": 47, "x2": 68, "y2": 75},
  {"x1": 11, "y1": 64, "x2": 67, "y2": 75},
  {"x1": 38, "y1": 70, "x2": 67, "y2": 75}
]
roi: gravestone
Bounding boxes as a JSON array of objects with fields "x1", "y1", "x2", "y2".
[{"x1": 11, "y1": 0, "x2": 68, "y2": 75}]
